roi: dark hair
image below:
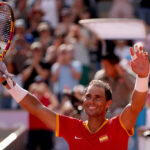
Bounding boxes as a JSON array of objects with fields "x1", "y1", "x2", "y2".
[
  {"x1": 85, "y1": 80, "x2": 112, "y2": 101},
  {"x1": 101, "y1": 53, "x2": 120, "y2": 65}
]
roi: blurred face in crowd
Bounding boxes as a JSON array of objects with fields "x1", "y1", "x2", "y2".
[
  {"x1": 70, "y1": 25, "x2": 81, "y2": 39},
  {"x1": 15, "y1": 26, "x2": 25, "y2": 36},
  {"x1": 32, "y1": 48, "x2": 43, "y2": 61},
  {"x1": 83, "y1": 85, "x2": 110, "y2": 117},
  {"x1": 53, "y1": 36, "x2": 64, "y2": 48},
  {"x1": 30, "y1": 9, "x2": 44, "y2": 23},
  {"x1": 102, "y1": 60, "x2": 118, "y2": 78},
  {"x1": 58, "y1": 50, "x2": 70, "y2": 64},
  {"x1": 61, "y1": 14, "x2": 73, "y2": 24},
  {"x1": 39, "y1": 29, "x2": 51, "y2": 38}
]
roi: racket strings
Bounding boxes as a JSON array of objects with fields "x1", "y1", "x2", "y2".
[{"x1": 0, "y1": 5, "x2": 11, "y2": 52}]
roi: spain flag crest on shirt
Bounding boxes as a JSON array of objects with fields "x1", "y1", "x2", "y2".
[{"x1": 99, "y1": 135, "x2": 109, "y2": 143}]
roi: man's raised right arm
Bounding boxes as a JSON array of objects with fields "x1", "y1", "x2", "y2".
[{"x1": 0, "y1": 76, "x2": 57, "y2": 131}]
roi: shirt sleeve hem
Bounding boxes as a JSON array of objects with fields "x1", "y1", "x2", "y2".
[
  {"x1": 55, "y1": 113, "x2": 59, "y2": 137},
  {"x1": 119, "y1": 116, "x2": 134, "y2": 136}
]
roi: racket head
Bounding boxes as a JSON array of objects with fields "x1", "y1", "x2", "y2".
[{"x1": 0, "y1": 2, "x2": 14, "y2": 61}]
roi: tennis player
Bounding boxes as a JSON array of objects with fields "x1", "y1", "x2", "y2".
[{"x1": 0, "y1": 45, "x2": 149, "y2": 150}]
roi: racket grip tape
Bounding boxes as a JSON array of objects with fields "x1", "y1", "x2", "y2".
[{"x1": 2, "y1": 80, "x2": 7, "y2": 85}]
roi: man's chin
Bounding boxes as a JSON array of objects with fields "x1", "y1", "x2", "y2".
[{"x1": 86, "y1": 111, "x2": 100, "y2": 117}]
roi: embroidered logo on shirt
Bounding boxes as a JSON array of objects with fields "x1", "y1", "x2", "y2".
[
  {"x1": 74, "y1": 136, "x2": 82, "y2": 140},
  {"x1": 99, "y1": 135, "x2": 109, "y2": 143}
]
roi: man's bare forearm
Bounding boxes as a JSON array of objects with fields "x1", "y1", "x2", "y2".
[
  {"x1": 20, "y1": 93, "x2": 56, "y2": 130},
  {"x1": 3, "y1": 79, "x2": 57, "y2": 130}
]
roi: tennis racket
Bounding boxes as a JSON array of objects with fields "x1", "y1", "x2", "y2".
[{"x1": 0, "y1": 2, "x2": 14, "y2": 61}]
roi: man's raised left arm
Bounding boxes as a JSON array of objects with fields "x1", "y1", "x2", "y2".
[{"x1": 120, "y1": 45, "x2": 149, "y2": 131}]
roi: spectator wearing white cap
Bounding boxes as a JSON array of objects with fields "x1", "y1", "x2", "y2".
[
  {"x1": 37, "y1": 22, "x2": 53, "y2": 53},
  {"x1": 15, "y1": 19, "x2": 34, "y2": 44},
  {"x1": 22, "y1": 41, "x2": 51, "y2": 90},
  {"x1": 51, "y1": 44, "x2": 82, "y2": 102}
]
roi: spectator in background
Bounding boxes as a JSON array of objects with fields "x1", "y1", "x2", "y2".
[
  {"x1": 94, "y1": 53, "x2": 135, "y2": 117},
  {"x1": 11, "y1": 19, "x2": 32, "y2": 73},
  {"x1": 113, "y1": 40, "x2": 131, "y2": 60},
  {"x1": 35, "y1": 0, "x2": 59, "y2": 29},
  {"x1": 15, "y1": 0, "x2": 28, "y2": 20},
  {"x1": 79, "y1": 7, "x2": 91, "y2": 20},
  {"x1": 22, "y1": 41, "x2": 50, "y2": 90},
  {"x1": 45, "y1": 46, "x2": 57, "y2": 67},
  {"x1": 89, "y1": 35, "x2": 103, "y2": 77},
  {"x1": 109, "y1": 0, "x2": 135, "y2": 18},
  {"x1": 37, "y1": 22, "x2": 53, "y2": 53},
  {"x1": 14, "y1": 19, "x2": 34, "y2": 43},
  {"x1": 51, "y1": 44, "x2": 82, "y2": 102},
  {"x1": 10, "y1": 35, "x2": 29, "y2": 73},
  {"x1": 138, "y1": 0, "x2": 150, "y2": 26},
  {"x1": 52, "y1": 34, "x2": 65, "y2": 50},
  {"x1": 72, "y1": 0, "x2": 86, "y2": 23},
  {"x1": 27, "y1": 7, "x2": 44, "y2": 39},
  {"x1": 60, "y1": 84, "x2": 85, "y2": 119},
  {"x1": 26, "y1": 81, "x2": 59, "y2": 150},
  {"x1": 83, "y1": 0, "x2": 97, "y2": 18},
  {"x1": 65, "y1": 25, "x2": 91, "y2": 85},
  {"x1": 55, "y1": 8, "x2": 74, "y2": 36},
  {"x1": 45, "y1": 34, "x2": 65, "y2": 66}
]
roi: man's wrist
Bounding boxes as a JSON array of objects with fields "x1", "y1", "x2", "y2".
[
  {"x1": 135, "y1": 75, "x2": 149, "y2": 92},
  {"x1": 8, "y1": 84, "x2": 28, "y2": 103},
  {"x1": 2, "y1": 78, "x2": 15, "y2": 89}
]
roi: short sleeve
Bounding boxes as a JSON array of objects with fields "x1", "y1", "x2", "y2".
[
  {"x1": 56, "y1": 114, "x2": 80, "y2": 140},
  {"x1": 119, "y1": 116, "x2": 134, "y2": 136}
]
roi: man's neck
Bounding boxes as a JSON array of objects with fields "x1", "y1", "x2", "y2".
[{"x1": 87, "y1": 116, "x2": 106, "y2": 133}]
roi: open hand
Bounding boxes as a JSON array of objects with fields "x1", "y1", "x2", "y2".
[
  {"x1": 130, "y1": 46, "x2": 149, "y2": 78},
  {"x1": 0, "y1": 61, "x2": 13, "y2": 83}
]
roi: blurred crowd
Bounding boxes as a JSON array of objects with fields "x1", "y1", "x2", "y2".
[{"x1": 0, "y1": 0, "x2": 150, "y2": 150}]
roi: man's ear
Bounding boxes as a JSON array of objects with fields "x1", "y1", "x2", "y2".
[{"x1": 106, "y1": 100, "x2": 112, "y2": 109}]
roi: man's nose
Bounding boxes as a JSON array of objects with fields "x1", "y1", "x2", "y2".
[{"x1": 88, "y1": 97, "x2": 96, "y2": 103}]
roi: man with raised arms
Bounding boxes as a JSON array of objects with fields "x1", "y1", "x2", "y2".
[{"x1": 0, "y1": 45, "x2": 149, "y2": 150}]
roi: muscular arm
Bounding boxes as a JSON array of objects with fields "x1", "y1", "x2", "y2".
[
  {"x1": 3, "y1": 79, "x2": 57, "y2": 131},
  {"x1": 120, "y1": 46, "x2": 149, "y2": 131},
  {"x1": 120, "y1": 90, "x2": 147, "y2": 131},
  {"x1": 20, "y1": 93, "x2": 56, "y2": 130}
]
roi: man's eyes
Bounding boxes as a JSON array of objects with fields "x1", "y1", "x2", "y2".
[
  {"x1": 86, "y1": 94, "x2": 91, "y2": 100},
  {"x1": 85, "y1": 95, "x2": 103, "y2": 101}
]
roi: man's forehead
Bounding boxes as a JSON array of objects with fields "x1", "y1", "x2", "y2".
[{"x1": 86, "y1": 85, "x2": 105, "y2": 94}]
